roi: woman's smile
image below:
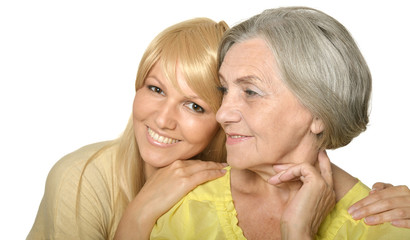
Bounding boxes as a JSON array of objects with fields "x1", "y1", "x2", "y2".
[
  {"x1": 226, "y1": 133, "x2": 252, "y2": 145},
  {"x1": 147, "y1": 126, "x2": 181, "y2": 145}
]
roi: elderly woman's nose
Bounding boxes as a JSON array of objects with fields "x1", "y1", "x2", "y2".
[
  {"x1": 155, "y1": 103, "x2": 178, "y2": 130},
  {"x1": 216, "y1": 95, "x2": 242, "y2": 125}
]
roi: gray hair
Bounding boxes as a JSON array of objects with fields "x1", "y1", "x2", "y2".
[{"x1": 218, "y1": 7, "x2": 372, "y2": 149}]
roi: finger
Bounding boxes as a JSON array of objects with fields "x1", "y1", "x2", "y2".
[
  {"x1": 371, "y1": 182, "x2": 393, "y2": 193},
  {"x1": 282, "y1": 163, "x2": 320, "y2": 183},
  {"x1": 317, "y1": 150, "x2": 333, "y2": 187},
  {"x1": 350, "y1": 195, "x2": 410, "y2": 220},
  {"x1": 391, "y1": 219, "x2": 410, "y2": 229},
  {"x1": 268, "y1": 163, "x2": 319, "y2": 185},
  {"x1": 171, "y1": 160, "x2": 227, "y2": 175},
  {"x1": 186, "y1": 161, "x2": 228, "y2": 176},
  {"x1": 272, "y1": 163, "x2": 294, "y2": 173},
  {"x1": 349, "y1": 185, "x2": 410, "y2": 214},
  {"x1": 363, "y1": 208, "x2": 410, "y2": 226},
  {"x1": 268, "y1": 170, "x2": 285, "y2": 185},
  {"x1": 185, "y1": 168, "x2": 227, "y2": 187},
  {"x1": 182, "y1": 159, "x2": 228, "y2": 168}
]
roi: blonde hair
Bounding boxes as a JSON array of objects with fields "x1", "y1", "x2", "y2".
[
  {"x1": 76, "y1": 18, "x2": 228, "y2": 237},
  {"x1": 120, "y1": 16, "x2": 228, "y2": 195},
  {"x1": 101, "y1": 18, "x2": 229, "y2": 235},
  {"x1": 219, "y1": 7, "x2": 371, "y2": 149}
]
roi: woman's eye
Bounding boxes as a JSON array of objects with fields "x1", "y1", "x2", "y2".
[
  {"x1": 148, "y1": 85, "x2": 164, "y2": 95},
  {"x1": 217, "y1": 86, "x2": 227, "y2": 95},
  {"x1": 245, "y1": 89, "x2": 258, "y2": 96},
  {"x1": 186, "y1": 102, "x2": 205, "y2": 113}
]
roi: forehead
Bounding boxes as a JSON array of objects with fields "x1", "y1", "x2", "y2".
[
  {"x1": 150, "y1": 61, "x2": 199, "y2": 98},
  {"x1": 219, "y1": 38, "x2": 278, "y2": 84}
]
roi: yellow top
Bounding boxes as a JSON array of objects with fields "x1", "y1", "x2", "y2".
[
  {"x1": 27, "y1": 141, "x2": 122, "y2": 240},
  {"x1": 151, "y1": 167, "x2": 410, "y2": 240}
]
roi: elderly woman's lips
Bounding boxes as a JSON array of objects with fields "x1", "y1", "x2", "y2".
[{"x1": 226, "y1": 134, "x2": 251, "y2": 145}]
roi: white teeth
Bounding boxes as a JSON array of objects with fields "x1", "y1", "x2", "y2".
[
  {"x1": 230, "y1": 135, "x2": 245, "y2": 138},
  {"x1": 148, "y1": 128, "x2": 179, "y2": 144}
]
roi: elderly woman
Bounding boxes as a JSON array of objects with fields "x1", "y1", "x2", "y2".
[{"x1": 150, "y1": 7, "x2": 410, "y2": 239}]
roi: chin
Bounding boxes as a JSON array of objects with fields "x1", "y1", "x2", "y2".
[
  {"x1": 141, "y1": 153, "x2": 175, "y2": 168},
  {"x1": 226, "y1": 156, "x2": 249, "y2": 170},
  {"x1": 145, "y1": 160, "x2": 175, "y2": 169}
]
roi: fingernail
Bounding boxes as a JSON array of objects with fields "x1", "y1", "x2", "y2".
[
  {"x1": 347, "y1": 206, "x2": 356, "y2": 215},
  {"x1": 268, "y1": 171, "x2": 285, "y2": 185},
  {"x1": 267, "y1": 177, "x2": 277, "y2": 185},
  {"x1": 391, "y1": 220, "x2": 400, "y2": 227},
  {"x1": 220, "y1": 169, "x2": 227, "y2": 174},
  {"x1": 364, "y1": 216, "x2": 375, "y2": 224},
  {"x1": 268, "y1": 176, "x2": 281, "y2": 185},
  {"x1": 349, "y1": 210, "x2": 361, "y2": 220}
]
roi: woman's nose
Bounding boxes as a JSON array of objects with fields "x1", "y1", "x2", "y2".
[
  {"x1": 155, "y1": 102, "x2": 178, "y2": 130},
  {"x1": 216, "y1": 93, "x2": 242, "y2": 125}
]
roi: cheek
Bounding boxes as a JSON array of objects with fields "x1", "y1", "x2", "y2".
[
  {"x1": 183, "y1": 116, "x2": 219, "y2": 146},
  {"x1": 250, "y1": 103, "x2": 307, "y2": 146},
  {"x1": 261, "y1": 109, "x2": 313, "y2": 155},
  {"x1": 282, "y1": 103, "x2": 313, "y2": 135},
  {"x1": 133, "y1": 90, "x2": 150, "y2": 121}
]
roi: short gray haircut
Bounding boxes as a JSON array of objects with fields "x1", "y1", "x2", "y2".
[{"x1": 218, "y1": 7, "x2": 372, "y2": 149}]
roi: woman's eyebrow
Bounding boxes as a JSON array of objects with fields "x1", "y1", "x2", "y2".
[
  {"x1": 183, "y1": 95, "x2": 200, "y2": 100},
  {"x1": 235, "y1": 75, "x2": 262, "y2": 85},
  {"x1": 218, "y1": 73, "x2": 262, "y2": 85},
  {"x1": 145, "y1": 75, "x2": 161, "y2": 84}
]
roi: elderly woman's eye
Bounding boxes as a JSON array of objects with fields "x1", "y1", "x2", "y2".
[
  {"x1": 245, "y1": 89, "x2": 258, "y2": 96},
  {"x1": 186, "y1": 102, "x2": 205, "y2": 113}
]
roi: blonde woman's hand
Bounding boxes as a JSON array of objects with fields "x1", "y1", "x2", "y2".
[
  {"x1": 114, "y1": 160, "x2": 227, "y2": 240},
  {"x1": 268, "y1": 151, "x2": 336, "y2": 239},
  {"x1": 348, "y1": 182, "x2": 410, "y2": 228}
]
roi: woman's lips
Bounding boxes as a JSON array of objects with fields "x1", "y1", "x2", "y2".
[
  {"x1": 147, "y1": 127, "x2": 181, "y2": 145},
  {"x1": 226, "y1": 133, "x2": 251, "y2": 145}
]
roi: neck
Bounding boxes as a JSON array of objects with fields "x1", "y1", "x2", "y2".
[
  {"x1": 230, "y1": 139, "x2": 319, "y2": 197},
  {"x1": 230, "y1": 156, "x2": 358, "y2": 203},
  {"x1": 331, "y1": 163, "x2": 358, "y2": 201},
  {"x1": 231, "y1": 168, "x2": 301, "y2": 202},
  {"x1": 143, "y1": 162, "x2": 158, "y2": 179}
]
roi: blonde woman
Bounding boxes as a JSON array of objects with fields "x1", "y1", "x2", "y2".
[{"x1": 27, "y1": 18, "x2": 229, "y2": 239}]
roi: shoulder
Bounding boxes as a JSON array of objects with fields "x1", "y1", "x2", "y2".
[
  {"x1": 317, "y1": 181, "x2": 410, "y2": 239},
  {"x1": 151, "y1": 167, "x2": 246, "y2": 239},
  {"x1": 163, "y1": 166, "x2": 232, "y2": 213},
  {"x1": 188, "y1": 166, "x2": 232, "y2": 201},
  {"x1": 27, "y1": 141, "x2": 118, "y2": 239},
  {"x1": 47, "y1": 141, "x2": 117, "y2": 186},
  {"x1": 51, "y1": 141, "x2": 115, "y2": 171},
  {"x1": 45, "y1": 140, "x2": 119, "y2": 211}
]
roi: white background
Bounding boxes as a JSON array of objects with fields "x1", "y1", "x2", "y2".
[{"x1": 1, "y1": 0, "x2": 409, "y2": 238}]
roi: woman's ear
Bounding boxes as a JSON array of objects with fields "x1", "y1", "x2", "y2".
[{"x1": 311, "y1": 117, "x2": 324, "y2": 135}]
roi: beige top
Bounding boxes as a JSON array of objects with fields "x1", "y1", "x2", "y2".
[{"x1": 27, "y1": 141, "x2": 122, "y2": 240}]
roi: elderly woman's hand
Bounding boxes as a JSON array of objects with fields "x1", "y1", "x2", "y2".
[
  {"x1": 268, "y1": 151, "x2": 336, "y2": 239},
  {"x1": 348, "y1": 183, "x2": 410, "y2": 228}
]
